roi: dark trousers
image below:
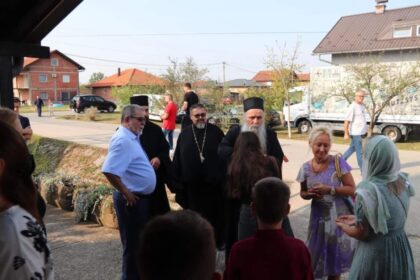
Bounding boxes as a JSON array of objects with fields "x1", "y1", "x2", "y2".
[
  {"x1": 113, "y1": 191, "x2": 150, "y2": 280},
  {"x1": 37, "y1": 106, "x2": 42, "y2": 117},
  {"x1": 185, "y1": 183, "x2": 225, "y2": 248}
]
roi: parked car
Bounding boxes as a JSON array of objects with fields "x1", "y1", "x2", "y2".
[{"x1": 70, "y1": 95, "x2": 117, "y2": 113}]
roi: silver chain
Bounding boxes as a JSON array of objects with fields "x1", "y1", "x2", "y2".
[{"x1": 192, "y1": 124, "x2": 207, "y2": 163}]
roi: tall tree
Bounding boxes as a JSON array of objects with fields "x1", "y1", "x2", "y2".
[
  {"x1": 334, "y1": 55, "x2": 420, "y2": 136},
  {"x1": 89, "y1": 72, "x2": 105, "y2": 84},
  {"x1": 264, "y1": 41, "x2": 303, "y2": 138}
]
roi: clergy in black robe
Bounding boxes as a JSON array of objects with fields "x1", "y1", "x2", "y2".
[
  {"x1": 217, "y1": 97, "x2": 292, "y2": 261},
  {"x1": 131, "y1": 95, "x2": 172, "y2": 217},
  {"x1": 172, "y1": 104, "x2": 226, "y2": 248}
]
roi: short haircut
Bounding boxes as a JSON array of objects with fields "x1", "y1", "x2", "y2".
[
  {"x1": 308, "y1": 126, "x2": 332, "y2": 145},
  {"x1": 138, "y1": 210, "x2": 216, "y2": 280},
  {"x1": 189, "y1": 103, "x2": 206, "y2": 113},
  {"x1": 13, "y1": 97, "x2": 21, "y2": 103},
  {"x1": 0, "y1": 107, "x2": 18, "y2": 125},
  {"x1": 165, "y1": 93, "x2": 173, "y2": 100},
  {"x1": 252, "y1": 177, "x2": 290, "y2": 224},
  {"x1": 120, "y1": 104, "x2": 141, "y2": 123},
  {"x1": 356, "y1": 89, "x2": 367, "y2": 96},
  {"x1": 184, "y1": 82, "x2": 192, "y2": 89}
]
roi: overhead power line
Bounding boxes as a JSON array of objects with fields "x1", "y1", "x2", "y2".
[
  {"x1": 53, "y1": 31, "x2": 327, "y2": 38},
  {"x1": 64, "y1": 53, "x2": 222, "y2": 67}
]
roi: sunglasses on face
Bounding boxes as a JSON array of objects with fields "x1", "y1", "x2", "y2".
[
  {"x1": 131, "y1": 116, "x2": 146, "y2": 123},
  {"x1": 193, "y1": 113, "x2": 206, "y2": 118}
]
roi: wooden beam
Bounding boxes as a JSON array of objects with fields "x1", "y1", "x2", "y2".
[
  {"x1": 24, "y1": 0, "x2": 83, "y2": 43},
  {"x1": 0, "y1": 56, "x2": 14, "y2": 109},
  {"x1": 0, "y1": 41, "x2": 50, "y2": 58}
]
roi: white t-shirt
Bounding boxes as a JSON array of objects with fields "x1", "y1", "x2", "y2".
[
  {"x1": 0, "y1": 205, "x2": 54, "y2": 280},
  {"x1": 344, "y1": 102, "x2": 367, "y2": 135}
]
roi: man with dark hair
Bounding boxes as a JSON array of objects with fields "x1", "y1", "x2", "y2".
[
  {"x1": 13, "y1": 97, "x2": 33, "y2": 141},
  {"x1": 102, "y1": 104, "x2": 156, "y2": 280},
  {"x1": 181, "y1": 82, "x2": 199, "y2": 129},
  {"x1": 172, "y1": 103, "x2": 226, "y2": 248},
  {"x1": 130, "y1": 95, "x2": 172, "y2": 216},
  {"x1": 138, "y1": 210, "x2": 218, "y2": 280},
  {"x1": 34, "y1": 96, "x2": 44, "y2": 117},
  {"x1": 226, "y1": 177, "x2": 314, "y2": 280}
]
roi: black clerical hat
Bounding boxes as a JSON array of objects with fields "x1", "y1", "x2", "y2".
[
  {"x1": 130, "y1": 95, "x2": 148, "y2": 106},
  {"x1": 243, "y1": 97, "x2": 264, "y2": 112}
]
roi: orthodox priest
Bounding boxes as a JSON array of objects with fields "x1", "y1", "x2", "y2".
[
  {"x1": 172, "y1": 103, "x2": 225, "y2": 248},
  {"x1": 218, "y1": 97, "x2": 293, "y2": 260},
  {"x1": 130, "y1": 95, "x2": 172, "y2": 216}
]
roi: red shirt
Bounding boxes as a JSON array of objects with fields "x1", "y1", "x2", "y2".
[
  {"x1": 226, "y1": 229, "x2": 314, "y2": 280},
  {"x1": 162, "y1": 101, "x2": 177, "y2": 130}
]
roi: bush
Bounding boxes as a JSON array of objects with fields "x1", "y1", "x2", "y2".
[{"x1": 85, "y1": 106, "x2": 98, "y2": 121}]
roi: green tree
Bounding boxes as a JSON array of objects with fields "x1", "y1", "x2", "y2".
[
  {"x1": 89, "y1": 72, "x2": 105, "y2": 84},
  {"x1": 161, "y1": 57, "x2": 209, "y2": 105},
  {"x1": 334, "y1": 55, "x2": 420, "y2": 136},
  {"x1": 111, "y1": 85, "x2": 165, "y2": 106},
  {"x1": 264, "y1": 41, "x2": 303, "y2": 137}
]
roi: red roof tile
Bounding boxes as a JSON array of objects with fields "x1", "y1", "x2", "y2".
[
  {"x1": 90, "y1": 68, "x2": 164, "y2": 87},
  {"x1": 252, "y1": 70, "x2": 298, "y2": 82},
  {"x1": 22, "y1": 50, "x2": 85, "y2": 70},
  {"x1": 297, "y1": 73, "x2": 310, "y2": 82}
]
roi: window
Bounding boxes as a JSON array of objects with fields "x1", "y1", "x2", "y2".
[
  {"x1": 61, "y1": 92, "x2": 70, "y2": 101},
  {"x1": 40, "y1": 92, "x2": 48, "y2": 100},
  {"x1": 39, "y1": 74, "x2": 48, "y2": 83},
  {"x1": 393, "y1": 26, "x2": 412, "y2": 38},
  {"x1": 417, "y1": 25, "x2": 420, "y2": 36},
  {"x1": 51, "y1": 58, "x2": 58, "y2": 66},
  {"x1": 63, "y1": 74, "x2": 70, "y2": 83}
]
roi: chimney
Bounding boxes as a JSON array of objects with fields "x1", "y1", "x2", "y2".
[
  {"x1": 375, "y1": 0, "x2": 387, "y2": 14},
  {"x1": 118, "y1": 68, "x2": 121, "y2": 76}
]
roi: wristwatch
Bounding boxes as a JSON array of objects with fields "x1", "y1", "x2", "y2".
[{"x1": 330, "y1": 187, "x2": 336, "y2": 196}]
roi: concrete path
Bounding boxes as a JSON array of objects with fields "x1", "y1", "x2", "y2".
[{"x1": 26, "y1": 112, "x2": 420, "y2": 279}]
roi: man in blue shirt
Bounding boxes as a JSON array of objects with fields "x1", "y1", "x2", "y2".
[{"x1": 102, "y1": 104, "x2": 156, "y2": 280}]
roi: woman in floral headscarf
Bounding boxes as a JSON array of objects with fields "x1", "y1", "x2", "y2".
[{"x1": 336, "y1": 135, "x2": 416, "y2": 280}]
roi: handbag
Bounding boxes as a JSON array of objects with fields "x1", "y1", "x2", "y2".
[{"x1": 334, "y1": 154, "x2": 355, "y2": 214}]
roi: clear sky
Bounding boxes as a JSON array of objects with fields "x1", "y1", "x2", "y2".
[{"x1": 42, "y1": 0, "x2": 419, "y2": 84}]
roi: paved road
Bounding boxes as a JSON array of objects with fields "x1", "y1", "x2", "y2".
[{"x1": 27, "y1": 112, "x2": 420, "y2": 279}]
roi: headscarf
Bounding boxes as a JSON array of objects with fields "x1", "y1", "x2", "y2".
[{"x1": 356, "y1": 135, "x2": 414, "y2": 234}]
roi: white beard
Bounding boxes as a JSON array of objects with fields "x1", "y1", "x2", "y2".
[
  {"x1": 195, "y1": 123, "x2": 206, "y2": 129},
  {"x1": 241, "y1": 123, "x2": 267, "y2": 154}
]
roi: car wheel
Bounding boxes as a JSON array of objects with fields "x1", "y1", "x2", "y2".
[
  {"x1": 382, "y1": 126, "x2": 401, "y2": 142},
  {"x1": 297, "y1": 120, "x2": 311, "y2": 134},
  {"x1": 108, "y1": 106, "x2": 115, "y2": 113}
]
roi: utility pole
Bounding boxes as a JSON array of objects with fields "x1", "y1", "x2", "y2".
[{"x1": 222, "y1": 61, "x2": 226, "y2": 95}]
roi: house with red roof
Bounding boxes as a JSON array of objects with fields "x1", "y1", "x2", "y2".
[
  {"x1": 90, "y1": 68, "x2": 165, "y2": 101},
  {"x1": 251, "y1": 70, "x2": 308, "y2": 86},
  {"x1": 13, "y1": 50, "x2": 84, "y2": 104}
]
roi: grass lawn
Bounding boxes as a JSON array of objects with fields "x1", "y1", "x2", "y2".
[
  {"x1": 19, "y1": 105, "x2": 71, "y2": 113},
  {"x1": 58, "y1": 112, "x2": 122, "y2": 124}
]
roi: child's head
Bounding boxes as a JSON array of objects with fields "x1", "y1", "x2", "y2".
[{"x1": 252, "y1": 177, "x2": 291, "y2": 225}]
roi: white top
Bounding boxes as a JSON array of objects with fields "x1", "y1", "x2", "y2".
[
  {"x1": 344, "y1": 102, "x2": 367, "y2": 135},
  {"x1": 0, "y1": 205, "x2": 54, "y2": 280},
  {"x1": 102, "y1": 126, "x2": 156, "y2": 194}
]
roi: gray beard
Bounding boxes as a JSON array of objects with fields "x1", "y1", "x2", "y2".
[
  {"x1": 195, "y1": 123, "x2": 206, "y2": 129},
  {"x1": 241, "y1": 123, "x2": 267, "y2": 154}
]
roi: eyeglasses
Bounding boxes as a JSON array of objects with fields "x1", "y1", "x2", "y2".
[
  {"x1": 193, "y1": 113, "x2": 206, "y2": 118},
  {"x1": 130, "y1": 116, "x2": 146, "y2": 123}
]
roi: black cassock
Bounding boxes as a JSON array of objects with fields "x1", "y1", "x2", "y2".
[
  {"x1": 218, "y1": 125, "x2": 284, "y2": 177},
  {"x1": 172, "y1": 123, "x2": 226, "y2": 247},
  {"x1": 140, "y1": 121, "x2": 171, "y2": 217},
  {"x1": 217, "y1": 124, "x2": 292, "y2": 261}
]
